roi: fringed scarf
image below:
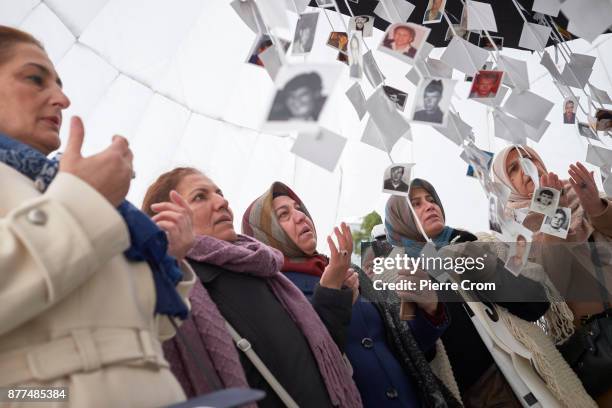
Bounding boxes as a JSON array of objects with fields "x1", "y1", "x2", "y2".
[
  {"x1": 169, "y1": 234, "x2": 362, "y2": 408},
  {"x1": 244, "y1": 181, "x2": 462, "y2": 408}
]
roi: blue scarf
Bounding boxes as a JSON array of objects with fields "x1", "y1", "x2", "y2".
[
  {"x1": 385, "y1": 219, "x2": 455, "y2": 257},
  {"x1": 0, "y1": 134, "x2": 188, "y2": 319}
]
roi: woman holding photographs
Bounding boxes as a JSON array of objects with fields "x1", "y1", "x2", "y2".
[
  {"x1": 385, "y1": 179, "x2": 554, "y2": 408},
  {"x1": 0, "y1": 26, "x2": 196, "y2": 407},
  {"x1": 492, "y1": 145, "x2": 612, "y2": 404},
  {"x1": 143, "y1": 169, "x2": 362, "y2": 408},
  {"x1": 243, "y1": 181, "x2": 461, "y2": 408}
]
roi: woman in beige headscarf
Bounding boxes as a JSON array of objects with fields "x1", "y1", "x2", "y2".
[
  {"x1": 491, "y1": 145, "x2": 612, "y2": 404},
  {"x1": 491, "y1": 145, "x2": 612, "y2": 243}
]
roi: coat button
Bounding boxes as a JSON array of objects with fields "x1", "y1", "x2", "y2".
[
  {"x1": 386, "y1": 388, "x2": 398, "y2": 399},
  {"x1": 27, "y1": 209, "x2": 48, "y2": 226},
  {"x1": 361, "y1": 337, "x2": 374, "y2": 349}
]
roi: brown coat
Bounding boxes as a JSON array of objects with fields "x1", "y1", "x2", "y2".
[{"x1": 0, "y1": 163, "x2": 195, "y2": 407}]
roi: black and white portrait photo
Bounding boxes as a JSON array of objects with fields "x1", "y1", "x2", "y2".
[
  {"x1": 379, "y1": 23, "x2": 430, "y2": 64},
  {"x1": 529, "y1": 186, "x2": 560, "y2": 217},
  {"x1": 349, "y1": 15, "x2": 374, "y2": 37},
  {"x1": 383, "y1": 85, "x2": 408, "y2": 111},
  {"x1": 292, "y1": 13, "x2": 318, "y2": 55},
  {"x1": 265, "y1": 65, "x2": 341, "y2": 131},
  {"x1": 382, "y1": 164, "x2": 412, "y2": 196},
  {"x1": 410, "y1": 78, "x2": 455, "y2": 127},
  {"x1": 348, "y1": 33, "x2": 363, "y2": 79},
  {"x1": 540, "y1": 207, "x2": 570, "y2": 239}
]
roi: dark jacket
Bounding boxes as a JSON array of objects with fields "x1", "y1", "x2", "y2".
[
  {"x1": 285, "y1": 270, "x2": 449, "y2": 408},
  {"x1": 439, "y1": 229, "x2": 550, "y2": 394},
  {"x1": 192, "y1": 261, "x2": 353, "y2": 408},
  {"x1": 383, "y1": 178, "x2": 410, "y2": 193},
  {"x1": 414, "y1": 107, "x2": 444, "y2": 124}
]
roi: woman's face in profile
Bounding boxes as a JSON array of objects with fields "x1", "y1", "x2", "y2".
[
  {"x1": 409, "y1": 187, "x2": 445, "y2": 237},
  {"x1": 176, "y1": 173, "x2": 237, "y2": 242},
  {"x1": 505, "y1": 149, "x2": 545, "y2": 197},
  {"x1": 0, "y1": 43, "x2": 70, "y2": 154}
]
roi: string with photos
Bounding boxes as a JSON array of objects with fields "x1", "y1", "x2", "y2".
[
  {"x1": 44, "y1": 0, "x2": 299, "y2": 145},
  {"x1": 541, "y1": 18, "x2": 612, "y2": 174},
  {"x1": 511, "y1": 0, "x2": 604, "y2": 129},
  {"x1": 320, "y1": 0, "x2": 399, "y2": 166},
  {"x1": 332, "y1": 0, "x2": 435, "y2": 243}
]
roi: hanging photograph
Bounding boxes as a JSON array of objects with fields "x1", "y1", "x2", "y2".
[
  {"x1": 247, "y1": 35, "x2": 289, "y2": 67},
  {"x1": 264, "y1": 64, "x2": 342, "y2": 131},
  {"x1": 540, "y1": 207, "x2": 571, "y2": 239},
  {"x1": 562, "y1": 96, "x2": 578, "y2": 124},
  {"x1": 349, "y1": 15, "x2": 374, "y2": 37},
  {"x1": 410, "y1": 77, "x2": 456, "y2": 127},
  {"x1": 292, "y1": 13, "x2": 319, "y2": 55},
  {"x1": 379, "y1": 23, "x2": 431, "y2": 64},
  {"x1": 382, "y1": 163, "x2": 413, "y2": 196},
  {"x1": 383, "y1": 85, "x2": 408, "y2": 112},
  {"x1": 423, "y1": 0, "x2": 446, "y2": 24},
  {"x1": 468, "y1": 70, "x2": 504, "y2": 99}
]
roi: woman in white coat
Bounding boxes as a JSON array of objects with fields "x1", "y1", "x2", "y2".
[{"x1": 0, "y1": 26, "x2": 195, "y2": 407}]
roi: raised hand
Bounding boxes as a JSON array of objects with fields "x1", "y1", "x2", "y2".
[
  {"x1": 59, "y1": 116, "x2": 133, "y2": 207},
  {"x1": 320, "y1": 222, "x2": 353, "y2": 290},
  {"x1": 395, "y1": 269, "x2": 439, "y2": 316},
  {"x1": 540, "y1": 171, "x2": 563, "y2": 191},
  {"x1": 150, "y1": 190, "x2": 195, "y2": 261},
  {"x1": 343, "y1": 268, "x2": 359, "y2": 304},
  {"x1": 569, "y1": 161, "x2": 606, "y2": 216}
]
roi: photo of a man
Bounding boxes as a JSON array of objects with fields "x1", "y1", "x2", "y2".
[
  {"x1": 383, "y1": 165, "x2": 410, "y2": 194},
  {"x1": 383, "y1": 85, "x2": 408, "y2": 111},
  {"x1": 423, "y1": 0, "x2": 446, "y2": 24},
  {"x1": 468, "y1": 70, "x2": 504, "y2": 99},
  {"x1": 350, "y1": 15, "x2": 374, "y2": 37},
  {"x1": 292, "y1": 13, "x2": 318, "y2": 55},
  {"x1": 563, "y1": 97, "x2": 577, "y2": 124},
  {"x1": 268, "y1": 72, "x2": 326, "y2": 122},
  {"x1": 530, "y1": 187, "x2": 560, "y2": 217},
  {"x1": 505, "y1": 234, "x2": 530, "y2": 276},
  {"x1": 541, "y1": 207, "x2": 570, "y2": 239},
  {"x1": 379, "y1": 23, "x2": 430, "y2": 63},
  {"x1": 411, "y1": 78, "x2": 454, "y2": 126}
]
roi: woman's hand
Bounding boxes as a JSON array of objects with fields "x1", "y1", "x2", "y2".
[
  {"x1": 396, "y1": 269, "x2": 439, "y2": 316},
  {"x1": 343, "y1": 268, "x2": 359, "y2": 304},
  {"x1": 569, "y1": 162, "x2": 607, "y2": 217},
  {"x1": 320, "y1": 222, "x2": 353, "y2": 290},
  {"x1": 540, "y1": 171, "x2": 563, "y2": 191},
  {"x1": 150, "y1": 190, "x2": 195, "y2": 261},
  {"x1": 541, "y1": 171, "x2": 568, "y2": 206}
]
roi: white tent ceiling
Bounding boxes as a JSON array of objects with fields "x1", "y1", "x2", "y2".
[{"x1": 2, "y1": 0, "x2": 611, "y2": 252}]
